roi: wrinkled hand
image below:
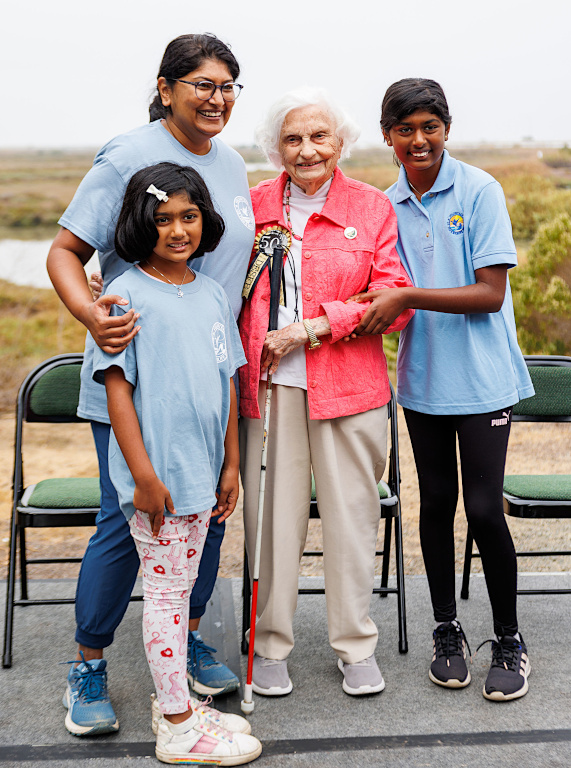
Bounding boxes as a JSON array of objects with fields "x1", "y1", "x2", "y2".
[
  {"x1": 84, "y1": 295, "x2": 141, "y2": 354},
  {"x1": 345, "y1": 289, "x2": 406, "y2": 336},
  {"x1": 215, "y1": 466, "x2": 239, "y2": 522},
  {"x1": 133, "y1": 476, "x2": 175, "y2": 538},
  {"x1": 261, "y1": 322, "x2": 308, "y2": 373},
  {"x1": 89, "y1": 271, "x2": 104, "y2": 301}
]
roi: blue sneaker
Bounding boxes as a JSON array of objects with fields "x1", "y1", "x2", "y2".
[
  {"x1": 186, "y1": 631, "x2": 239, "y2": 697},
  {"x1": 62, "y1": 654, "x2": 119, "y2": 736}
]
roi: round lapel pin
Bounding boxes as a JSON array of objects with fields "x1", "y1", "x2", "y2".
[{"x1": 344, "y1": 226, "x2": 357, "y2": 239}]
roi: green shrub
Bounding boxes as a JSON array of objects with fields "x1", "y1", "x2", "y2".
[
  {"x1": 511, "y1": 213, "x2": 571, "y2": 354},
  {"x1": 498, "y1": 171, "x2": 571, "y2": 241}
]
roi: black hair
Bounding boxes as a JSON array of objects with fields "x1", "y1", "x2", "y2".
[
  {"x1": 114, "y1": 162, "x2": 225, "y2": 263},
  {"x1": 149, "y1": 33, "x2": 240, "y2": 121},
  {"x1": 380, "y1": 78, "x2": 452, "y2": 135}
]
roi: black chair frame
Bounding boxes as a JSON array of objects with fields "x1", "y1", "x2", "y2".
[
  {"x1": 3, "y1": 354, "x2": 143, "y2": 668},
  {"x1": 461, "y1": 355, "x2": 571, "y2": 600}
]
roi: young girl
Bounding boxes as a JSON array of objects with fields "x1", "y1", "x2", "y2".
[
  {"x1": 92, "y1": 162, "x2": 261, "y2": 765},
  {"x1": 350, "y1": 79, "x2": 534, "y2": 702}
]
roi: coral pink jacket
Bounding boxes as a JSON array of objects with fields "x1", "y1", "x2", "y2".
[{"x1": 239, "y1": 168, "x2": 414, "y2": 420}]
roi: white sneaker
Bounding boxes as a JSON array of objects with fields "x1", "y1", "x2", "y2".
[
  {"x1": 155, "y1": 712, "x2": 262, "y2": 765},
  {"x1": 151, "y1": 693, "x2": 251, "y2": 735}
]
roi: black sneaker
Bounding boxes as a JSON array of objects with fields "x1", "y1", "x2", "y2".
[
  {"x1": 479, "y1": 634, "x2": 530, "y2": 701},
  {"x1": 429, "y1": 621, "x2": 471, "y2": 688}
]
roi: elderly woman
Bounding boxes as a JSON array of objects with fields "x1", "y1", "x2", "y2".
[{"x1": 239, "y1": 88, "x2": 414, "y2": 697}]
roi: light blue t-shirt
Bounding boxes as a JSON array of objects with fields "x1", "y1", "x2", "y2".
[
  {"x1": 386, "y1": 150, "x2": 534, "y2": 415},
  {"x1": 59, "y1": 120, "x2": 255, "y2": 423},
  {"x1": 92, "y1": 267, "x2": 246, "y2": 520}
]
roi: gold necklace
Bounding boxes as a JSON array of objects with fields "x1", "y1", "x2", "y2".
[{"x1": 148, "y1": 264, "x2": 191, "y2": 297}]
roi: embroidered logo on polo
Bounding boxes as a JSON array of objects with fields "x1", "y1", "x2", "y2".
[
  {"x1": 234, "y1": 196, "x2": 255, "y2": 230},
  {"x1": 212, "y1": 322, "x2": 227, "y2": 363},
  {"x1": 447, "y1": 212, "x2": 464, "y2": 235}
]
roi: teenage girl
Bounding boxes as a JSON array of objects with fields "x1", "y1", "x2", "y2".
[
  {"x1": 92, "y1": 162, "x2": 261, "y2": 765},
  {"x1": 349, "y1": 79, "x2": 534, "y2": 701}
]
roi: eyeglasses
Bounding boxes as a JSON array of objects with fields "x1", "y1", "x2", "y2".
[{"x1": 174, "y1": 79, "x2": 243, "y2": 102}]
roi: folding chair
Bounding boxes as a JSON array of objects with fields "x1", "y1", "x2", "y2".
[
  {"x1": 242, "y1": 383, "x2": 408, "y2": 655},
  {"x1": 3, "y1": 354, "x2": 100, "y2": 668},
  {"x1": 461, "y1": 355, "x2": 571, "y2": 599}
]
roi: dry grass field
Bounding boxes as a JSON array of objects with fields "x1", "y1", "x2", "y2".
[{"x1": 0, "y1": 144, "x2": 569, "y2": 586}]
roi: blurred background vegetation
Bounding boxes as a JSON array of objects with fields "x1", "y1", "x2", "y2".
[{"x1": 0, "y1": 144, "x2": 570, "y2": 409}]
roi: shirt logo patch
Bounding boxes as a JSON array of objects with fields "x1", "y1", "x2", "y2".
[
  {"x1": 447, "y1": 212, "x2": 464, "y2": 235},
  {"x1": 234, "y1": 196, "x2": 255, "y2": 231},
  {"x1": 212, "y1": 322, "x2": 227, "y2": 363}
]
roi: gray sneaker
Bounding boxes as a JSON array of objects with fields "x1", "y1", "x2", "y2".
[
  {"x1": 337, "y1": 655, "x2": 385, "y2": 695},
  {"x1": 252, "y1": 654, "x2": 293, "y2": 696}
]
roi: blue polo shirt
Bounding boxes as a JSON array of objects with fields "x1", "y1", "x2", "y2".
[{"x1": 385, "y1": 150, "x2": 534, "y2": 415}]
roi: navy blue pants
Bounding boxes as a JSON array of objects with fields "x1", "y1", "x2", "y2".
[
  {"x1": 74, "y1": 422, "x2": 225, "y2": 648},
  {"x1": 404, "y1": 407, "x2": 518, "y2": 638}
]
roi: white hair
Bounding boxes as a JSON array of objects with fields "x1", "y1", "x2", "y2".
[{"x1": 255, "y1": 86, "x2": 361, "y2": 169}]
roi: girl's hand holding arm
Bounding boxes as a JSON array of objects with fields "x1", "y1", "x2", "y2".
[
  {"x1": 348, "y1": 265, "x2": 508, "y2": 336},
  {"x1": 47, "y1": 228, "x2": 141, "y2": 354},
  {"x1": 216, "y1": 379, "x2": 240, "y2": 522},
  {"x1": 105, "y1": 367, "x2": 175, "y2": 537},
  {"x1": 261, "y1": 316, "x2": 331, "y2": 373}
]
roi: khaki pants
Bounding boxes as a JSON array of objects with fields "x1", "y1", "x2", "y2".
[{"x1": 240, "y1": 383, "x2": 388, "y2": 663}]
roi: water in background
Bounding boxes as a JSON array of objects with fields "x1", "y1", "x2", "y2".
[{"x1": 0, "y1": 240, "x2": 100, "y2": 289}]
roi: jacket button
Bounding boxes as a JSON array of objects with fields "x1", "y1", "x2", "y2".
[
  {"x1": 310, "y1": 380, "x2": 318, "y2": 387},
  {"x1": 304, "y1": 252, "x2": 312, "y2": 259},
  {"x1": 305, "y1": 292, "x2": 312, "y2": 301}
]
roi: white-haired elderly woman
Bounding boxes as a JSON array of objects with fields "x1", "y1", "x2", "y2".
[{"x1": 239, "y1": 88, "x2": 414, "y2": 697}]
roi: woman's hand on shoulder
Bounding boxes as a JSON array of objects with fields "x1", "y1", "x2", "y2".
[
  {"x1": 261, "y1": 322, "x2": 308, "y2": 372},
  {"x1": 133, "y1": 476, "x2": 175, "y2": 538},
  {"x1": 86, "y1": 295, "x2": 141, "y2": 354},
  {"x1": 346, "y1": 288, "x2": 408, "y2": 335}
]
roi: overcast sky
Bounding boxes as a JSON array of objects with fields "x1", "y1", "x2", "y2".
[{"x1": 2, "y1": 0, "x2": 570, "y2": 151}]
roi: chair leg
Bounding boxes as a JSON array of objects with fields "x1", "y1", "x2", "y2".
[
  {"x1": 19, "y1": 525, "x2": 28, "y2": 602},
  {"x1": 460, "y1": 528, "x2": 474, "y2": 600},
  {"x1": 241, "y1": 548, "x2": 250, "y2": 655},
  {"x1": 379, "y1": 516, "x2": 392, "y2": 597},
  {"x1": 3, "y1": 508, "x2": 19, "y2": 668},
  {"x1": 393, "y1": 508, "x2": 408, "y2": 654}
]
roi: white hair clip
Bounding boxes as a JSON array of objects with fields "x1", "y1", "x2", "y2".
[{"x1": 146, "y1": 184, "x2": 169, "y2": 202}]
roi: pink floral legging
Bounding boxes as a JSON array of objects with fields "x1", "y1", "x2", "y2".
[{"x1": 128, "y1": 509, "x2": 210, "y2": 715}]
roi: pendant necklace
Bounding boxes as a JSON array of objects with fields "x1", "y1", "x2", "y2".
[{"x1": 148, "y1": 264, "x2": 191, "y2": 297}]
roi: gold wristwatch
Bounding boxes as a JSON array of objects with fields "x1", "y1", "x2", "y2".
[{"x1": 303, "y1": 319, "x2": 322, "y2": 350}]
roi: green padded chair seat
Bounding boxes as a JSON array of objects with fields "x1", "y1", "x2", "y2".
[
  {"x1": 21, "y1": 477, "x2": 101, "y2": 509},
  {"x1": 311, "y1": 475, "x2": 391, "y2": 501},
  {"x1": 504, "y1": 474, "x2": 571, "y2": 502}
]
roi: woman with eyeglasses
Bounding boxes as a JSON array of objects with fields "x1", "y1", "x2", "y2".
[{"x1": 47, "y1": 33, "x2": 255, "y2": 742}]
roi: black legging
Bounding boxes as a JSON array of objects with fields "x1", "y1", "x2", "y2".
[{"x1": 404, "y1": 407, "x2": 518, "y2": 637}]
